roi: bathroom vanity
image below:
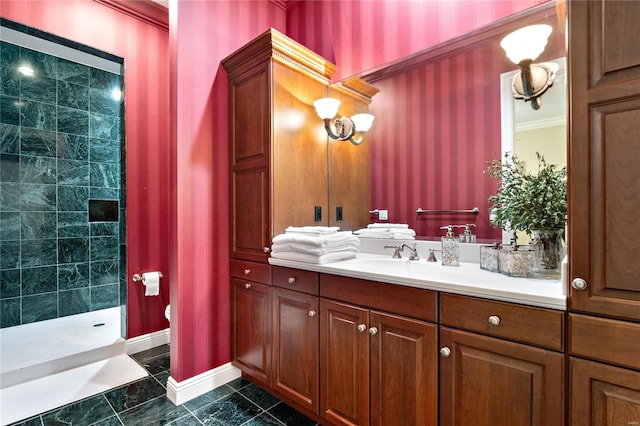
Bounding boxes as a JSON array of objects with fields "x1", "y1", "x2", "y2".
[{"x1": 232, "y1": 251, "x2": 566, "y2": 425}]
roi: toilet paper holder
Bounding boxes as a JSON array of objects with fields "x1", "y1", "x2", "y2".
[{"x1": 132, "y1": 272, "x2": 163, "y2": 283}]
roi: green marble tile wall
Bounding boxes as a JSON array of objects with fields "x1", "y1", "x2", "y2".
[{"x1": 0, "y1": 39, "x2": 125, "y2": 328}]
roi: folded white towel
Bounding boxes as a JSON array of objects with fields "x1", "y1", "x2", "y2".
[
  {"x1": 356, "y1": 233, "x2": 416, "y2": 240},
  {"x1": 367, "y1": 223, "x2": 409, "y2": 229},
  {"x1": 354, "y1": 228, "x2": 416, "y2": 236},
  {"x1": 272, "y1": 231, "x2": 356, "y2": 247},
  {"x1": 271, "y1": 241, "x2": 360, "y2": 255},
  {"x1": 285, "y1": 226, "x2": 340, "y2": 236},
  {"x1": 270, "y1": 250, "x2": 357, "y2": 264}
]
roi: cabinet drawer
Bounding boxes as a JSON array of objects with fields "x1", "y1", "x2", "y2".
[
  {"x1": 569, "y1": 313, "x2": 640, "y2": 371},
  {"x1": 320, "y1": 274, "x2": 437, "y2": 322},
  {"x1": 230, "y1": 259, "x2": 271, "y2": 284},
  {"x1": 440, "y1": 293, "x2": 564, "y2": 351},
  {"x1": 272, "y1": 266, "x2": 319, "y2": 295}
]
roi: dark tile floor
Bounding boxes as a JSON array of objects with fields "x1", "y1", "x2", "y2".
[{"x1": 9, "y1": 345, "x2": 319, "y2": 426}]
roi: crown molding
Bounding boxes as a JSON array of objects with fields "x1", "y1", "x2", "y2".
[{"x1": 94, "y1": 0, "x2": 169, "y2": 31}]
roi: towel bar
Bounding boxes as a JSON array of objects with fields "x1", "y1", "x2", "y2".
[{"x1": 416, "y1": 207, "x2": 480, "y2": 215}]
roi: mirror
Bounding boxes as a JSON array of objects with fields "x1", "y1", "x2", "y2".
[
  {"x1": 333, "y1": 2, "x2": 566, "y2": 241},
  {"x1": 500, "y1": 57, "x2": 567, "y2": 244}
]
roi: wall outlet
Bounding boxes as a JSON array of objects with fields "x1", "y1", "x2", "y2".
[
  {"x1": 336, "y1": 206, "x2": 343, "y2": 222},
  {"x1": 378, "y1": 209, "x2": 389, "y2": 220},
  {"x1": 314, "y1": 206, "x2": 322, "y2": 222}
]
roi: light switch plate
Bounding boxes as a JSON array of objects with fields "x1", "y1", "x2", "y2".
[{"x1": 378, "y1": 209, "x2": 388, "y2": 220}]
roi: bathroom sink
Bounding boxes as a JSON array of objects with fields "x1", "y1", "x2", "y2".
[{"x1": 345, "y1": 259, "x2": 438, "y2": 276}]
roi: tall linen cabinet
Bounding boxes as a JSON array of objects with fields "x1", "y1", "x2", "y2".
[
  {"x1": 567, "y1": 1, "x2": 640, "y2": 424},
  {"x1": 223, "y1": 28, "x2": 376, "y2": 420}
]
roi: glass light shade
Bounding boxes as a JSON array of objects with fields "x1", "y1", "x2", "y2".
[
  {"x1": 313, "y1": 98, "x2": 340, "y2": 120},
  {"x1": 351, "y1": 113, "x2": 375, "y2": 132},
  {"x1": 500, "y1": 24, "x2": 552, "y2": 64}
]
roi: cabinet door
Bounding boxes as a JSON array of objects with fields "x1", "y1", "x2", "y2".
[
  {"x1": 439, "y1": 327, "x2": 564, "y2": 426},
  {"x1": 232, "y1": 278, "x2": 271, "y2": 384},
  {"x1": 568, "y1": 0, "x2": 640, "y2": 321},
  {"x1": 320, "y1": 299, "x2": 370, "y2": 426},
  {"x1": 272, "y1": 288, "x2": 319, "y2": 414},
  {"x1": 229, "y1": 63, "x2": 271, "y2": 263},
  {"x1": 369, "y1": 311, "x2": 437, "y2": 426},
  {"x1": 570, "y1": 357, "x2": 640, "y2": 426}
]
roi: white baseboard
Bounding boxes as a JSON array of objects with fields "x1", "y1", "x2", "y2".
[
  {"x1": 166, "y1": 363, "x2": 241, "y2": 406},
  {"x1": 125, "y1": 328, "x2": 170, "y2": 355}
]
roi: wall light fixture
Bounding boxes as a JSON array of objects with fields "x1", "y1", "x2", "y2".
[
  {"x1": 500, "y1": 24, "x2": 557, "y2": 110},
  {"x1": 313, "y1": 97, "x2": 374, "y2": 146}
]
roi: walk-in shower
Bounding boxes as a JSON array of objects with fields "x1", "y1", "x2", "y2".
[{"x1": 0, "y1": 18, "x2": 146, "y2": 425}]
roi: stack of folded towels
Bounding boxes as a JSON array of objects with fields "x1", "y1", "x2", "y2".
[
  {"x1": 353, "y1": 223, "x2": 416, "y2": 239},
  {"x1": 271, "y1": 226, "x2": 360, "y2": 264}
]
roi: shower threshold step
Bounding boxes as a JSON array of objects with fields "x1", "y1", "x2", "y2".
[
  {"x1": 0, "y1": 307, "x2": 125, "y2": 389},
  {"x1": 0, "y1": 353, "x2": 148, "y2": 426}
]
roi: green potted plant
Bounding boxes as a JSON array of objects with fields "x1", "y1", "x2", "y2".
[{"x1": 485, "y1": 152, "x2": 567, "y2": 272}]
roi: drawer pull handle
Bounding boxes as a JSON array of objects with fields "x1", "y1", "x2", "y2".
[
  {"x1": 572, "y1": 278, "x2": 587, "y2": 291},
  {"x1": 308, "y1": 310, "x2": 317, "y2": 317},
  {"x1": 244, "y1": 269, "x2": 251, "y2": 275},
  {"x1": 288, "y1": 277, "x2": 296, "y2": 284},
  {"x1": 488, "y1": 315, "x2": 501, "y2": 326},
  {"x1": 244, "y1": 283, "x2": 252, "y2": 289},
  {"x1": 369, "y1": 327, "x2": 378, "y2": 335},
  {"x1": 357, "y1": 324, "x2": 367, "y2": 333},
  {"x1": 440, "y1": 347, "x2": 451, "y2": 357},
  {"x1": 263, "y1": 247, "x2": 271, "y2": 253}
]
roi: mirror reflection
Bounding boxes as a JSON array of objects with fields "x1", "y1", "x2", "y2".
[
  {"x1": 336, "y1": 3, "x2": 566, "y2": 242},
  {"x1": 501, "y1": 56, "x2": 567, "y2": 243}
]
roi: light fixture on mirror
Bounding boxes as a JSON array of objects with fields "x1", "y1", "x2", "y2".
[
  {"x1": 500, "y1": 24, "x2": 557, "y2": 110},
  {"x1": 313, "y1": 97, "x2": 374, "y2": 146}
]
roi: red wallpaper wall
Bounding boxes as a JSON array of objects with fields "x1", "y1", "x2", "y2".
[
  {"x1": 1, "y1": 0, "x2": 171, "y2": 337},
  {"x1": 286, "y1": 0, "x2": 549, "y2": 81},
  {"x1": 170, "y1": 0, "x2": 285, "y2": 381}
]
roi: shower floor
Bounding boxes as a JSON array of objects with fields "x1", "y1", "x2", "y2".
[{"x1": 0, "y1": 307, "x2": 148, "y2": 425}]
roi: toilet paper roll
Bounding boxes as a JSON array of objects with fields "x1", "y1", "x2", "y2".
[{"x1": 143, "y1": 272, "x2": 160, "y2": 296}]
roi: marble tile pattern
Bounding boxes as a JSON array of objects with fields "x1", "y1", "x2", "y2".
[
  {"x1": 0, "y1": 40, "x2": 125, "y2": 328},
  {"x1": 8, "y1": 345, "x2": 320, "y2": 426}
]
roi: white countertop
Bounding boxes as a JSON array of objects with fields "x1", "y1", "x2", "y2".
[{"x1": 269, "y1": 252, "x2": 567, "y2": 311}]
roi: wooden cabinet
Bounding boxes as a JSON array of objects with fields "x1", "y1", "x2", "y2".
[
  {"x1": 223, "y1": 29, "x2": 376, "y2": 263},
  {"x1": 439, "y1": 294, "x2": 565, "y2": 426},
  {"x1": 272, "y1": 287, "x2": 319, "y2": 415},
  {"x1": 223, "y1": 29, "x2": 334, "y2": 263},
  {"x1": 439, "y1": 327, "x2": 564, "y2": 426},
  {"x1": 231, "y1": 276, "x2": 271, "y2": 385},
  {"x1": 570, "y1": 357, "x2": 640, "y2": 426},
  {"x1": 568, "y1": 2, "x2": 640, "y2": 423},
  {"x1": 320, "y1": 276, "x2": 438, "y2": 426},
  {"x1": 568, "y1": 0, "x2": 640, "y2": 321}
]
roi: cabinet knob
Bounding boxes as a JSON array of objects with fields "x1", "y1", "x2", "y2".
[
  {"x1": 488, "y1": 315, "x2": 501, "y2": 326},
  {"x1": 357, "y1": 324, "x2": 367, "y2": 333},
  {"x1": 244, "y1": 283, "x2": 252, "y2": 289},
  {"x1": 369, "y1": 327, "x2": 378, "y2": 335},
  {"x1": 440, "y1": 347, "x2": 451, "y2": 357},
  {"x1": 288, "y1": 277, "x2": 296, "y2": 284},
  {"x1": 244, "y1": 269, "x2": 251, "y2": 275},
  {"x1": 572, "y1": 277, "x2": 587, "y2": 291},
  {"x1": 263, "y1": 247, "x2": 271, "y2": 253},
  {"x1": 308, "y1": 310, "x2": 317, "y2": 317}
]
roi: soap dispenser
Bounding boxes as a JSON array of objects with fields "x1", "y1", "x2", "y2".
[
  {"x1": 440, "y1": 225, "x2": 460, "y2": 266},
  {"x1": 460, "y1": 224, "x2": 477, "y2": 243}
]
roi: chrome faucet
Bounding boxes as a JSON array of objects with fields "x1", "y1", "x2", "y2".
[
  {"x1": 384, "y1": 245, "x2": 403, "y2": 258},
  {"x1": 401, "y1": 243, "x2": 420, "y2": 260}
]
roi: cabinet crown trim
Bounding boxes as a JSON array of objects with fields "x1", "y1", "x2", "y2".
[{"x1": 222, "y1": 27, "x2": 336, "y2": 82}]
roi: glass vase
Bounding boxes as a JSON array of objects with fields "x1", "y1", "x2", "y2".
[{"x1": 532, "y1": 229, "x2": 565, "y2": 276}]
